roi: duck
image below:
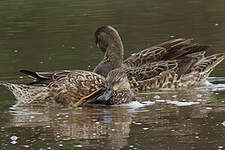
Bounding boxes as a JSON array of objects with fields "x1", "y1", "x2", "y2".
[
  {"x1": 1, "y1": 26, "x2": 225, "y2": 106},
  {"x1": 21, "y1": 26, "x2": 202, "y2": 85},
  {"x1": 20, "y1": 26, "x2": 223, "y2": 88},
  {"x1": 19, "y1": 25, "x2": 125, "y2": 85},
  {"x1": 97, "y1": 53, "x2": 225, "y2": 103},
  {"x1": 0, "y1": 70, "x2": 106, "y2": 107},
  {"x1": 0, "y1": 26, "x2": 127, "y2": 106}
]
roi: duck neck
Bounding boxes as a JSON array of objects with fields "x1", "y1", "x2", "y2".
[{"x1": 104, "y1": 39, "x2": 124, "y2": 69}]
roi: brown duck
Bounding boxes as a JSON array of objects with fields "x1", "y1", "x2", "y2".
[{"x1": 0, "y1": 26, "x2": 224, "y2": 106}]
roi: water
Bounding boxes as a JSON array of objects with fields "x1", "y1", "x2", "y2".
[{"x1": 0, "y1": 0, "x2": 225, "y2": 149}]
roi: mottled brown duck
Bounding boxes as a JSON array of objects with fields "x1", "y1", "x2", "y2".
[
  {"x1": 94, "y1": 26, "x2": 225, "y2": 93},
  {"x1": 97, "y1": 51, "x2": 225, "y2": 103},
  {"x1": 1, "y1": 26, "x2": 224, "y2": 106},
  {"x1": 0, "y1": 70, "x2": 105, "y2": 106},
  {"x1": 20, "y1": 26, "x2": 224, "y2": 88},
  {"x1": 19, "y1": 26, "x2": 194, "y2": 85}
]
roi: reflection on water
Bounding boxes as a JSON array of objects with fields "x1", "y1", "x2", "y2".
[
  {"x1": 6, "y1": 106, "x2": 131, "y2": 149},
  {"x1": 0, "y1": 81, "x2": 225, "y2": 149},
  {"x1": 1, "y1": 0, "x2": 225, "y2": 149}
]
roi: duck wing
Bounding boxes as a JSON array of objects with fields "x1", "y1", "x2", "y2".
[
  {"x1": 133, "y1": 53, "x2": 225, "y2": 91},
  {"x1": 190, "y1": 53, "x2": 225, "y2": 74},
  {"x1": 126, "y1": 60, "x2": 178, "y2": 83},
  {"x1": 124, "y1": 38, "x2": 208, "y2": 67},
  {"x1": 47, "y1": 70, "x2": 105, "y2": 105}
]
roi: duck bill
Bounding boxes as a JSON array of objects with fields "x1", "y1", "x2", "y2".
[{"x1": 97, "y1": 87, "x2": 113, "y2": 102}]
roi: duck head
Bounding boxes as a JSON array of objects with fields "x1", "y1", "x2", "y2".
[
  {"x1": 93, "y1": 26, "x2": 124, "y2": 77},
  {"x1": 97, "y1": 69, "x2": 135, "y2": 105}
]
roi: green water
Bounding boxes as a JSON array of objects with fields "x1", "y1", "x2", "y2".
[{"x1": 0, "y1": 0, "x2": 225, "y2": 149}]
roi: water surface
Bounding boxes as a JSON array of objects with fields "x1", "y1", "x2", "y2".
[{"x1": 0, "y1": 0, "x2": 225, "y2": 149}]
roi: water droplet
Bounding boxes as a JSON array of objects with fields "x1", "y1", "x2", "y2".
[
  {"x1": 154, "y1": 95, "x2": 160, "y2": 99},
  {"x1": 218, "y1": 145, "x2": 223, "y2": 149},
  {"x1": 156, "y1": 100, "x2": 165, "y2": 102},
  {"x1": 10, "y1": 141, "x2": 17, "y2": 144},
  {"x1": 10, "y1": 135, "x2": 18, "y2": 141},
  {"x1": 206, "y1": 107, "x2": 212, "y2": 110},
  {"x1": 23, "y1": 145, "x2": 29, "y2": 148},
  {"x1": 133, "y1": 121, "x2": 142, "y2": 125},
  {"x1": 197, "y1": 94, "x2": 202, "y2": 98},
  {"x1": 74, "y1": 144, "x2": 82, "y2": 148}
]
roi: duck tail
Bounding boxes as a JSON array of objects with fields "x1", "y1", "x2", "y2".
[
  {"x1": 20, "y1": 69, "x2": 52, "y2": 85},
  {"x1": 0, "y1": 81, "x2": 22, "y2": 101},
  {"x1": 0, "y1": 81, "x2": 47, "y2": 103},
  {"x1": 20, "y1": 70, "x2": 43, "y2": 80},
  {"x1": 192, "y1": 53, "x2": 225, "y2": 74},
  {"x1": 0, "y1": 81, "x2": 12, "y2": 89}
]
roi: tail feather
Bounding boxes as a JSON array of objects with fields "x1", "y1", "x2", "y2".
[
  {"x1": 179, "y1": 53, "x2": 225, "y2": 85},
  {"x1": 175, "y1": 51, "x2": 206, "y2": 77},
  {"x1": 0, "y1": 81, "x2": 13, "y2": 90},
  {"x1": 20, "y1": 70, "x2": 46, "y2": 80},
  {"x1": 192, "y1": 53, "x2": 225, "y2": 73},
  {"x1": 0, "y1": 81, "x2": 47, "y2": 104}
]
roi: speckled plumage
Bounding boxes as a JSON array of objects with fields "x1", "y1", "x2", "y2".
[
  {"x1": 1, "y1": 26, "x2": 225, "y2": 106},
  {"x1": 19, "y1": 27, "x2": 225, "y2": 91},
  {"x1": 98, "y1": 52, "x2": 225, "y2": 104},
  {"x1": 125, "y1": 53, "x2": 225, "y2": 91},
  {"x1": 93, "y1": 26, "x2": 225, "y2": 104},
  {"x1": 0, "y1": 70, "x2": 105, "y2": 106}
]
